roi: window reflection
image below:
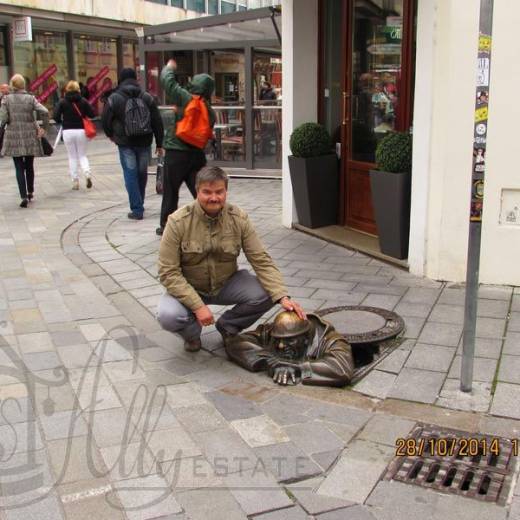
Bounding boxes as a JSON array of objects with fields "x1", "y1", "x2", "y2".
[{"x1": 352, "y1": 0, "x2": 403, "y2": 162}]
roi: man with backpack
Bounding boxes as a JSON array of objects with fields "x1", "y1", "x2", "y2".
[
  {"x1": 102, "y1": 68, "x2": 164, "y2": 220},
  {"x1": 156, "y1": 59, "x2": 216, "y2": 236}
]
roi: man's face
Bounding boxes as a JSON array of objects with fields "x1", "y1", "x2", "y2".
[
  {"x1": 0, "y1": 85, "x2": 9, "y2": 96},
  {"x1": 197, "y1": 180, "x2": 227, "y2": 216},
  {"x1": 273, "y1": 333, "x2": 308, "y2": 361}
]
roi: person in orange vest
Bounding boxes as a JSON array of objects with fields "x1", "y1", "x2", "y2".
[{"x1": 156, "y1": 59, "x2": 216, "y2": 236}]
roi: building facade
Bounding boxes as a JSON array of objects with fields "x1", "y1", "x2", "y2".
[
  {"x1": 282, "y1": 0, "x2": 519, "y2": 286},
  {"x1": 0, "y1": 0, "x2": 275, "y2": 112}
]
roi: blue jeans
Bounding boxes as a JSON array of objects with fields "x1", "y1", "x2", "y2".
[{"x1": 118, "y1": 146, "x2": 151, "y2": 217}]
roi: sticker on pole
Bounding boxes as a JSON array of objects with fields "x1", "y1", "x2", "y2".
[
  {"x1": 477, "y1": 57, "x2": 490, "y2": 87},
  {"x1": 479, "y1": 34, "x2": 492, "y2": 53}
]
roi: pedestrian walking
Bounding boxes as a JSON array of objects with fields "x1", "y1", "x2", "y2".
[
  {"x1": 0, "y1": 74, "x2": 49, "y2": 208},
  {"x1": 0, "y1": 83, "x2": 9, "y2": 102},
  {"x1": 156, "y1": 59, "x2": 216, "y2": 236},
  {"x1": 53, "y1": 80, "x2": 95, "y2": 190},
  {"x1": 102, "y1": 68, "x2": 164, "y2": 220}
]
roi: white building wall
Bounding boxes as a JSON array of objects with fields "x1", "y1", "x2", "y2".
[
  {"x1": 412, "y1": 0, "x2": 520, "y2": 285},
  {"x1": 0, "y1": 0, "x2": 193, "y2": 26},
  {"x1": 479, "y1": 1, "x2": 520, "y2": 285},
  {"x1": 281, "y1": 0, "x2": 318, "y2": 227}
]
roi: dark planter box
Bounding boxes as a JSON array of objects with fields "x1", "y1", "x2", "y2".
[
  {"x1": 289, "y1": 154, "x2": 339, "y2": 228},
  {"x1": 369, "y1": 169, "x2": 411, "y2": 259}
]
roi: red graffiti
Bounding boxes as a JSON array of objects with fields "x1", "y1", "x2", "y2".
[
  {"x1": 29, "y1": 64, "x2": 58, "y2": 92},
  {"x1": 88, "y1": 82, "x2": 112, "y2": 105},
  {"x1": 87, "y1": 66, "x2": 110, "y2": 90},
  {"x1": 37, "y1": 82, "x2": 58, "y2": 103}
]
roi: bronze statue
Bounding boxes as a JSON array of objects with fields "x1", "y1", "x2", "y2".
[{"x1": 225, "y1": 311, "x2": 354, "y2": 387}]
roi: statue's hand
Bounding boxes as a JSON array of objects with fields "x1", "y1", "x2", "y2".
[
  {"x1": 267, "y1": 357, "x2": 299, "y2": 373},
  {"x1": 272, "y1": 366, "x2": 300, "y2": 386}
]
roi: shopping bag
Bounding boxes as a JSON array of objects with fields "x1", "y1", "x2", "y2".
[{"x1": 156, "y1": 156, "x2": 164, "y2": 195}]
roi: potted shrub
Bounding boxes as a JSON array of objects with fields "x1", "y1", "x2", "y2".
[
  {"x1": 369, "y1": 131, "x2": 413, "y2": 259},
  {"x1": 288, "y1": 123, "x2": 338, "y2": 228}
]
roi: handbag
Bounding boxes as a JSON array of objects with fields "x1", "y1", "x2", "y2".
[
  {"x1": 72, "y1": 102, "x2": 96, "y2": 139},
  {"x1": 41, "y1": 136, "x2": 53, "y2": 156}
]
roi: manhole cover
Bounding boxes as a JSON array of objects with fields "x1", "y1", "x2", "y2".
[
  {"x1": 383, "y1": 424, "x2": 517, "y2": 504},
  {"x1": 316, "y1": 306, "x2": 405, "y2": 344}
]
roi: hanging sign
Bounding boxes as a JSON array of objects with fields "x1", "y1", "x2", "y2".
[{"x1": 13, "y1": 16, "x2": 32, "y2": 42}]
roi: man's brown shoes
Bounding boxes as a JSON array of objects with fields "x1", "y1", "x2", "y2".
[{"x1": 184, "y1": 338, "x2": 202, "y2": 352}]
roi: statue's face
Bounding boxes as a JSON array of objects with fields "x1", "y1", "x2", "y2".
[{"x1": 272, "y1": 333, "x2": 308, "y2": 361}]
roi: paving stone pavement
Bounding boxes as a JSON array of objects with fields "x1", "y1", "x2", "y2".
[{"x1": 0, "y1": 138, "x2": 519, "y2": 519}]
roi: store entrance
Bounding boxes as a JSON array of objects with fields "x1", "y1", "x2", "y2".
[{"x1": 320, "y1": 0, "x2": 415, "y2": 235}]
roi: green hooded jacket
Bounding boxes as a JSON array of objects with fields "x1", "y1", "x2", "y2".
[{"x1": 160, "y1": 66, "x2": 216, "y2": 151}]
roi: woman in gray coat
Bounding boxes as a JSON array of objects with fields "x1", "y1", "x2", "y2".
[{"x1": 0, "y1": 74, "x2": 49, "y2": 207}]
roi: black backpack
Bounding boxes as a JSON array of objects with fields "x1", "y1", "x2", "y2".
[{"x1": 113, "y1": 91, "x2": 152, "y2": 137}]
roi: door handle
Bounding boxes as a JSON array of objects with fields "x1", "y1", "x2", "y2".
[{"x1": 342, "y1": 92, "x2": 350, "y2": 125}]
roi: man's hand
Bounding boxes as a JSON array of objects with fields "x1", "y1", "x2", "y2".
[
  {"x1": 167, "y1": 59, "x2": 178, "y2": 71},
  {"x1": 37, "y1": 127, "x2": 45, "y2": 138},
  {"x1": 194, "y1": 305, "x2": 214, "y2": 327},
  {"x1": 156, "y1": 147, "x2": 165, "y2": 157},
  {"x1": 279, "y1": 296, "x2": 306, "y2": 320},
  {"x1": 272, "y1": 366, "x2": 300, "y2": 386}
]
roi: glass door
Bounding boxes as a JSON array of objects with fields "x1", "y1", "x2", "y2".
[{"x1": 344, "y1": 0, "x2": 415, "y2": 234}]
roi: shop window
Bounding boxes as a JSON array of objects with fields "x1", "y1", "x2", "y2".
[
  {"x1": 210, "y1": 50, "x2": 245, "y2": 105},
  {"x1": 187, "y1": 0, "x2": 205, "y2": 12},
  {"x1": 146, "y1": 52, "x2": 161, "y2": 100},
  {"x1": 0, "y1": 29, "x2": 8, "y2": 84},
  {"x1": 208, "y1": 0, "x2": 218, "y2": 14},
  {"x1": 123, "y1": 40, "x2": 139, "y2": 71},
  {"x1": 13, "y1": 30, "x2": 68, "y2": 111},
  {"x1": 171, "y1": 0, "x2": 184, "y2": 6},
  {"x1": 221, "y1": 1, "x2": 236, "y2": 14},
  {"x1": 74, "y1": 35, "x2": 118, "y2": 116},
  {"x1": 146, "y1": 0, "x2": 168, "y2": 4}
]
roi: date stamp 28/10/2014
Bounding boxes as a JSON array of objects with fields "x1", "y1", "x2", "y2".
[{"x1": 395, "y1": 437, "x2": 519, "y2": 458}]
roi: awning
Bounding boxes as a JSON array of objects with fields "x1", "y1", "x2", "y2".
[{"x1": 139, "y1": 6, "x2": 281, "y2": 49}]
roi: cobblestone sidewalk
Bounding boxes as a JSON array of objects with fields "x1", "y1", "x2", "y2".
[{"x1": 0, "y1": 139, "x2": 519, "y2": 520}]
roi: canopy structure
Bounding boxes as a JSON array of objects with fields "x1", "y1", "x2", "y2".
[{"x1": 138, "y1": 7, "x2": 282, "y2": 170}]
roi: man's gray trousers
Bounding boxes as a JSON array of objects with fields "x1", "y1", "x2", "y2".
[{"x1": 157, "y1": 270, "x2": 275, "y2": 341}]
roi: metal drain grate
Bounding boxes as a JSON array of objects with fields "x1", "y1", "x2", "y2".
[{"x1": 383, "y1": 424, "x2": 517, "y2": 504}]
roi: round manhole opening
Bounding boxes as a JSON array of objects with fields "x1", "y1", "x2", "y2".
[{"x1": 316, "y1": 305, "x2": 405, "y2": 344}]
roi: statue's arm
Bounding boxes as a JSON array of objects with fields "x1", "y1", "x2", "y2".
[
  {"x1": 300, "y1": 340, "x2": 354, "y2": 387},
  {"x1": 225, "y1": 328, "x2": 274, "y2": 373}
]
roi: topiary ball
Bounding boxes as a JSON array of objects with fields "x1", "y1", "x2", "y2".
[
  {"x1": 375, "y1": 132, "x2": 412, "y2": 173},
  {"x1": 289, "y1": 123, "x2": 332, "y2": 158}
]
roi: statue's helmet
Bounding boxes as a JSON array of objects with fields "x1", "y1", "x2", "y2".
[{"x1": 270, "y1": 311, "x2": 310, "y2": 338}]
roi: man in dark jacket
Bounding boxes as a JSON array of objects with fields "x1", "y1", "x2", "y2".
[
  {"x1": 102, "y1": 68, "x2": 164, "y2": 220},
  {"x1": 156, "y1": 59, "x2": 216, "y2": 236}
]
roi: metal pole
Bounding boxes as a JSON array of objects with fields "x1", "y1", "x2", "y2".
[{"x1": 461, "y1": 0, "x2": 494, "y2": 392}]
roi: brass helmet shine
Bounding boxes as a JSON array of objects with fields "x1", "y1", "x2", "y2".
[{"x1": 271, "y1": 311, "x2": 310, "y2": 338}]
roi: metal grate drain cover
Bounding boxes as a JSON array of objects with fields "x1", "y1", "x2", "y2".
[{"x1": 383, "y1": 424, "x2": 517, "y2": 504}]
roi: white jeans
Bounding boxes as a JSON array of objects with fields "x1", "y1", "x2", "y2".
[{"x1": 63, "y1": 129, "x2": 91, "y2": 180}]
